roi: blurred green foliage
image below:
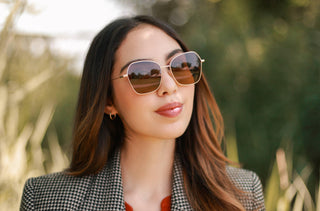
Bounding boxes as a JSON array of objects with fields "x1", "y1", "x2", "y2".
[{"x1": 119, "y1": 0, "x2": 320, "y2": 196}]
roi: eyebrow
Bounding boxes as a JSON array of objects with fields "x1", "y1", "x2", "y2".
[
  {"x1": 120, "y1": 58, "x2": 148, "y2": 73},
  {"x1": 119, "y1": 48, "x2": 183, "y2": 73},
  {"x1": 166, "y1": 48, "x2": 183, "y2": 61}
]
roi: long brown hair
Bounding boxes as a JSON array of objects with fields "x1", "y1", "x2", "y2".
[{"x1": 67, "y1": 15, "x2": 245, "y2": 210}]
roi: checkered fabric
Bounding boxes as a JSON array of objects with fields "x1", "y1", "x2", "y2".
[
  {"x1": 20, "y1": 150, "x2": 265, "y2": 210},
  {"x1": 227, "y1": 166, "x2": 265, "y2": 211}
]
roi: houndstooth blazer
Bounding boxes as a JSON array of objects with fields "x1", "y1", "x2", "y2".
[{"x1": 20, "y1": 150, "x2": 265, "y2": 210}]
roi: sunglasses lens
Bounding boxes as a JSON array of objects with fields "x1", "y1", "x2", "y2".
[
  {"x1": 128, "y1": 61, "x2": 161, "y2": 94},
  {"x1": 171, "y1": 52, "x2": 201, "y2": 85}
]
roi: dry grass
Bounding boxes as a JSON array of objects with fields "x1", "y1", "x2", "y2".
[
  {"x1": 0, "y1": 1, "x2": 69, "y2": 210},
  {"x1": 265, "y1": 148, "x2": 319, "y2": 211},
  {"x1": 226, "y1": 133, "x2": 319, "y2": 211}
]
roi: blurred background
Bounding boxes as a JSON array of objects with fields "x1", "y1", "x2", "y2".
[{"x1": 0, "y1": 0, "x2": 319, "y2": 210}]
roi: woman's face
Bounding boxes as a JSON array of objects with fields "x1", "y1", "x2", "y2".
[{"x1": 109, "y1": 24, "x2": 195, "y2": 142}]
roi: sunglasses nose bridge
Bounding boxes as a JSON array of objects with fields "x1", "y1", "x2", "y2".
[
  {"x1": 157, "y1": 64, "x2": 173, "y2": 78},
  {"x1": 159, "y1": 65, "x2": 181, "y2": 90},
  {"x1": 156, "y1": 66, "x2": 180, "y2": 96},
  {"x1": 159, "y1": 64, "x2": 175, "y2": 79},
  {"x1": 160, "y1": 64, "x2": 171, "y2": 70}
]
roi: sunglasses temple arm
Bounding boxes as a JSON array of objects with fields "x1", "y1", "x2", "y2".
[{"x1": 112, "y1": 74, "x2": 128, "y2": 80}]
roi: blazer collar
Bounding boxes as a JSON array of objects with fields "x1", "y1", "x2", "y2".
[
  {"x1": 81, "y1": 150, "x2": 126, "y2": 210},
  {"x1": 170, "y1": 153, "x2": 193, "y2": 210},
  {"x1": 99, "y1": 149, "x2": 193, "y2": 210}
]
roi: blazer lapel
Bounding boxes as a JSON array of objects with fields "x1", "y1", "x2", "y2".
[
  {"x1": 171, "y1": 156, "x2": 193, "y2": 211},
  {"x1": 81, "y1": 150, "x2": 126, "y2": 211}
]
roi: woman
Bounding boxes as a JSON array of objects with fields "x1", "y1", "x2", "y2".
[{"x1": 20, "y1": 15, "x2": 265, "y2": 211}]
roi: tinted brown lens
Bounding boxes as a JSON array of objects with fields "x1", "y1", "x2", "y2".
[
  {"x1": 128, "y1": 61, "x2": 161, "y2": 94},
  {"x1": 171, "y1": 52, "x2": 201, "y2": 85}
]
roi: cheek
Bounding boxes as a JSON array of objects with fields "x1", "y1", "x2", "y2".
[
  {"x1": 184, "y1": 85, "x2": 195, "y2": 112},
  {"x1": 179, "y1": 85, "x2": 195, "y2": 130},
  {"x1": 113, "y1": 93, "x2": 153, "y2": 137},
  {"x1": 112, "y1": 80, "x2": 146, "y2": 121}
]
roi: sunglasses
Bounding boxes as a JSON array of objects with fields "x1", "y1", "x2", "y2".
[{"x1": 112, "y1": 51, "x2": 205, "y2": 95}]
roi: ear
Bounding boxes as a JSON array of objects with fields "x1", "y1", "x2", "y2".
[{"x1": 104, "y1": 104, "x2": 118, "y2": 115}]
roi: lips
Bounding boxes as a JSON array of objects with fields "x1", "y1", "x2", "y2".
[{"x1": 155, "y1": 102, "x2": 183, "y2": 117}]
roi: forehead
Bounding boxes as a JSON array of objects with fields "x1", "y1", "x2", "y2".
[{"x1": 114, "y1": 24, "x2": 181, "y2": 67}]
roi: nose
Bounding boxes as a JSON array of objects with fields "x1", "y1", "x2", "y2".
[{"x1": 157, "y1": 68, "x2": 178, "y2": 96}]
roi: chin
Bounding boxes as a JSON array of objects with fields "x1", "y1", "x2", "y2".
[{"x1": 158, "y1": 126, "x2": 188, "y2": 140}]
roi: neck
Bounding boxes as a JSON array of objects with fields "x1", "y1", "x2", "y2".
[{"x1": 120, "y1": 138, "x2": 175, "y2": 201}]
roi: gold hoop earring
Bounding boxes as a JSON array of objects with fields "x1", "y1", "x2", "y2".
[{"x1": 109, "y1": 113, "x2": 116, "y2": 120}]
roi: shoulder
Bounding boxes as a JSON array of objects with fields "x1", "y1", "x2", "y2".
[
  {"x1": 226, "y1": 166, "x2": 265, "y2": 211},
  {"x1": 20, "y1": 152, "x2": 125, "y2": 211},
  {"x1": 226, "y1": 166, "x2": 261, "y2": 190},
  {"x1": 20, "y1": 171, "x2": 93, "y2": 210},
  {"x1": 23, "y1": 171, "x2": 92, "y2": 193}
]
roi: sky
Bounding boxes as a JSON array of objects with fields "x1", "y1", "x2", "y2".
[{"x1": 0, "y1": 0, "x2": 135, "y2": 71}]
